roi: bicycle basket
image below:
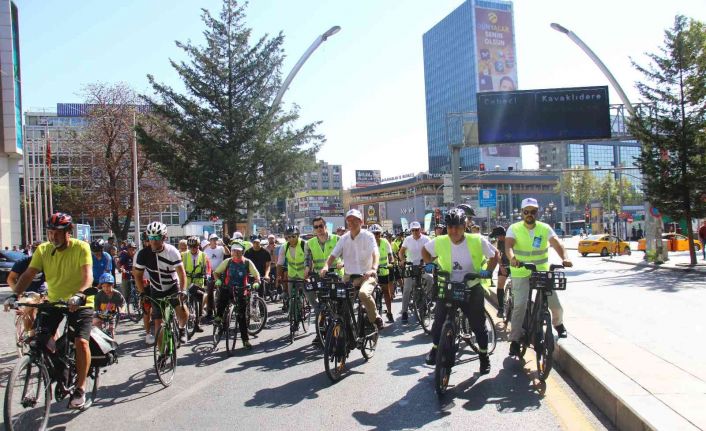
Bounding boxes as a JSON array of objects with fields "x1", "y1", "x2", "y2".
[
  {"x1": 329, "y1": 283, "x2": 351, "y2": 299},
  {"x1": 304, "y1": 280, "x2": 317, "y2": 292},
  {"x1": 404, "y1": 264, "x2": 422, "y2": 278},
  {"x1": 530, "y1": 271, "x2": 567, "y2": 291}
]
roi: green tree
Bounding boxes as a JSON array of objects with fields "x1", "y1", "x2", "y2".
[
  {"x1": 136, "y1": 0, "x2": 321, "y2": 232},
  {"x1": 629, "y1": 15, "x2": 706, "y2": 265},
  {"x1": 557, "y1": 168, "x2": 599, "y2": 207}
]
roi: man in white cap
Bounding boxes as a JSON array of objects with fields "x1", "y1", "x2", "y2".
[
  {"x1": 203, "y1": 233, "x2": 228, "y2": 321},
  {"x1": 321, "y1": 209, "x2": 384, "y2": 332},
  {"x1": 398, "y1": 220, "x2": 432, "y2": 323},
  {"x1": 505, "y1": 197, "x2": 573, "y2": 357}
]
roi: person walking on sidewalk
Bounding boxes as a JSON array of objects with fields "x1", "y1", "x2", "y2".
[
  {"x1": 699, "y1": 219, "x2": 706, "y2": 260},
  {"x1": 505, "y1": 198, "x2": 573, "y2": 358}
]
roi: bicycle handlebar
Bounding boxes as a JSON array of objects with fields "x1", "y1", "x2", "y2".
[{"x1": 518, "y1": 263, "x2": 564, "y2": 272}]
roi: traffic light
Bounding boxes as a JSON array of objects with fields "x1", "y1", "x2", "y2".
[
  {"x1": 585, "y1": 212, "x2": 590, "y2": 224},
  {"x1": 479, "y1": 163, "x2": 485, "y2": 171}
]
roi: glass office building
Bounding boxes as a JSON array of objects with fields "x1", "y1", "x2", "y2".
[{"x1": 423, "y1": 0, "x2": 519, "y2": 173}]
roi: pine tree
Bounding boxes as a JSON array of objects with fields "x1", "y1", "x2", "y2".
[
  {"x1": 136, "y1": 0, "x2": 321, "y2": 231},
  {"x1": 629, "y1": 15, "x2": 706, "y2": 265}
]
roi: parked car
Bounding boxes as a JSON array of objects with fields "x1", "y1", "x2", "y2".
[
  {"x1": 0, "y1": 250, "x2": 27, "y2": 284},
  {"x1": 578, "y1": 235, "x2": 631, "y2": 257},
  {"x1": 637, "y1": 233, "x2": 703, "y2": 252}
]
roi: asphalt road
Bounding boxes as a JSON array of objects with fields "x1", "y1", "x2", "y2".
[{"x1": 0, "y1": 276, "x2": 616, "y2": 431}]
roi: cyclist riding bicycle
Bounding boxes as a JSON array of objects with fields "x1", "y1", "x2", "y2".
[
  {"x1": 213, "y1": 243, "x2": 261, "y2": 350},
  {"x1": 422, "y1": 208, "x2": 498, "y2": 374},
  {"x1": 398, "y1": 221, "x2": 432, "y2": 323},
  {"x1": 277, "y1": 226, "x2": 307, "y2": 314},
  {"x1": 133, "y1": 221, "x2": 189, "y2": 345},
  {"x1": 117, "y1": 242, "x2": 137, "y2": 305},
  {"x1": 12, "y1": 212, "x2": 95, "y2": 409},
  {"x1": 244, "y1": 237, "x2": 272, "y2": 295},
  {"x1": 304, "y1": 217, "x2": 343, "y2": 344},
  {"x1": 203, "y1": 234, "x2": 228, "y2": 321},
  {"x1": 489, "y1": 226, "x2": 510, "y2": 319},
  {"x1": 93, "y1": 273, "x2": 125, "y2": 336},
  {"x1": 369, "y1": 224, "x2": 395, "y2": 323},
  {"x1": 182, "y1": 236, "x2": 211, "y2": 333},
  {"x1": 90, "y1": 239, "x2": 113, "y2": 288},
  {"x1": 505, "y1": 198, "x2": 573, "y2": 358},
  {"x1": 320, "y1": 209, "x2": 385, "y2": 331}
]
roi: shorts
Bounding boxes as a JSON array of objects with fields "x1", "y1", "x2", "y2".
[
  {"x1": 36, "y1": 307, "x2": 93, "y2": 341},
  {"x1": 150, "y1": 287, "x2": 181, "y2": 320},
  {"x1": 377, "y1": 275, "x2": 389, "y2": 284}
]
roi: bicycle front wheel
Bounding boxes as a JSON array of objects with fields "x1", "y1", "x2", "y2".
[
  {"x1": 4, "y1": 355, "x2": 51, "y2": 431},
  {"x1": 225, "y1": 306, "x2": 238, "y2": 356},
  {"x1": 316, "y1": 308, "x2": 331, "y2": 344},
  {"x1": 127, "y1": 289, "x2": 142, "y2": 323},
  {"x1": 503, "y1": 284, "x2": 513, "y2": 325},
  {"x1": 247, "y1": 296, "x2": 268, "y2": 336},
  {"x1": 435, "y1": 320, "x2": 456, "y2": 397},
  {"x1": 359, "y1": 315, "x2": 379, "y2": 360},
  {"x1": 323, "y1": 320, "x2": 347, "y2": 383},
  {"x1": 186, "y1": 296, "x2": 197, "y2": 339},
  {"x1": 536, "y1": 312, "x2": 555, "y2": 381},
  {"x1": 153, "y1": 325, "x2": 177, "y2": 387},
  {"x1": 300, "y1": 296, "x2": 311, "y2": 334},
  {"x1": 468, "y1": 310, "x2": 497, "y2": 354}
]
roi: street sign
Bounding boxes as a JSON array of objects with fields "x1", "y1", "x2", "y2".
[
  {"x1": 478, "y1": 189, "x2": 497, "y2": 208},
  {"x1": 442, "y1": 174, "x2": 454, "y2": 204}
]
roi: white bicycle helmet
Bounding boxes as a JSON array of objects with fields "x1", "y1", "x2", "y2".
[
  {"x1": 369, "y1": 224, "x2": 383, "y2": 233},
  {"x1": 145, "y1": 221, "x2": 168, "y2": 237},
  {"x1": 233, "y1": 231, "x2": 244, "y2": 239}
]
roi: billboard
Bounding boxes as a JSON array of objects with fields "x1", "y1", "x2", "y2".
[
  {"x1": 364, "y1": 203, "x2": 381, "y2": 225},
  {"x1": 475, "y1": 5, "x2": 517, "y2": 93},
  {"x1": 355, "y1": 170, "x2": 381, "y2": 188},
  {"x1": 477, "y1": 86, "x2": 611, "y2": 145}
]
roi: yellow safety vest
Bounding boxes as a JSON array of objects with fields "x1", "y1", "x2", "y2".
[
  {"x1": 307, "y1": 235, "x2": 342, "y2": 276},
  {"x1": 182, "y1": 251, "x2": 207, "y2": 286},
  {"x1": 509, "y1": 221, "x2": 550, "y2": 278},
  {"x1": 285, "y1": 239, "x2": 306, "y2": 279},
  {"x1": 434, "y1": 234, "x2": 491, "y2": 290},
  {"x1": 377, "y1": 238, "x2": 392, "y2": 276}
]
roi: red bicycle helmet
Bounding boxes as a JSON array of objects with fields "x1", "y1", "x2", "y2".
[{"x1": 46, "y1": 212, "x2": 73, "y2": 230}]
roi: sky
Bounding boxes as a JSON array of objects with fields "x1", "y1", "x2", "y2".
[{"x1": 16, "y1": 0, "x2": 706, "y2": 188}]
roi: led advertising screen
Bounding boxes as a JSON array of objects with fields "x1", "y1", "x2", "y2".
[
  {"x1": 477, "y1": 86, "x2": 611, "y2": 145},
  {"x1": 475, "y1": 5, "x2": 517, "y2": 93}
]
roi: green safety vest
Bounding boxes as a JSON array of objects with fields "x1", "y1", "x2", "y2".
[
  {"x1": 182, "y1": 251, "x2": 207, "y2": 286},
  {"x1": 307, "y1": 234, "x2": 343, "y2": 276},
  {"x1": 392, "y1": 239, "x2": 402, "y2": 255},
  {"x1": 377, "y1": 238, "x2": 392, "y2": 276},
  {"x1": 285, "y1": 238, "x2": 307, "y2": 279},
  {"x1": 434, "y1": 234, "x2": 491, "y2": 290},
  {"x1": 509, "y1": 221, "x2": 550, "y2": 278}
]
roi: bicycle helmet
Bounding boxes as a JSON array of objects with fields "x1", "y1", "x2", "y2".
[
  {"x1": 145, "y1": 221, "x2": 168, "y2": 237},
  {"x1": 369, "y1": 224, "x2": 383, "y2": 233},
  {"x1": 435, "y1": 223, "x2": 446, "y2": 230},
  {"x1": 187, "y1": 236, "x2": 200, "y2": 247},
  {"x1": 90, "y1": 239, "x2": 105, "y2": 252},
  {"x1": 126, "y1": 241, "x2": 137, "y2": 249},
  {"x1": 456, "y1": 203, "x2": 476, "y2": 218},
  {"x1": 445, "y1": 208, "x2": 467, "y2": 227},
  {"x1": 98, "y1": 273, "x2": 115, "y2": 285},
  {"x1": 233, "y1": 231, "x2": 244, "y2": 239},
  {"x1": 490, "y1": 226, "x2": 506, "y2": 239},
  {"x1": 46, "y1": 212, "x2": 73, "y2": 230},
  {"x1": 285, "y1": 226, "x2": 300, "y2": 236}
]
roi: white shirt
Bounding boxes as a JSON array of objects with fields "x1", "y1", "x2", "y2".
[
  {"x1": 401, "y1": 235, "x2": 431, "y2": 264},
  {"x1": 506, "y1": 223, "x2": 557, "y2": 244},
  {"x1": 330, "y1": 229, "x2": 379, "y2": 275},
  {"x1": 425, "y1": 236, "x2": 497, "y2": 283},
  {"x1": 205, "y1": 245, "x2": 226, "y2": 270}
]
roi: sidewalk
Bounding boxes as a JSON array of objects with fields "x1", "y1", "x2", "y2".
[
  {"x1": 603, "y1": 249, "x2": 706, "y2": 274},
  {"x1": 487, "y1": 286, "x2": 706, "y2": 430}
]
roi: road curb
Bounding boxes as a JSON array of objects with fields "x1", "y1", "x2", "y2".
[
  {"x1": 601, "y1": 258, "x2": 706, "y2": 274},
  {"x1": 484, "y1": 288, "x2": 696, "y2": 431}
]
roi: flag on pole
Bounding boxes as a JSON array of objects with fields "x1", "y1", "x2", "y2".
[{"x1": 46, "y1": 136, "x2": 52, "y2": 169}]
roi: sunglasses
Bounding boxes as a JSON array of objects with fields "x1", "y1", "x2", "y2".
[
  {"x1": 523, "y1": 210, "x2": 538, "y2": 215},
  {"x1": 411, "y1": 229, "x2": 421, "y2": 232},
  {"x1": 147, "y1": 235, "x2": 163, "y2": 241},
  {"x1": 373, "y1": 232, "x2": 381, "y2": 236},
  {"x1": 286, "y1": 235, "x2": 298, "y2": 239},
  {"x1": 189, "y1": 245, "x2": 199, "y2": 249},
  {"x1": 313, "y1": 224, "x2": 325, "y2": 229}
]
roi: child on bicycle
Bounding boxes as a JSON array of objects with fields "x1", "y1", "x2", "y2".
[{"x1": 93, "y1": 273, "x2": 125, "y2": 338}]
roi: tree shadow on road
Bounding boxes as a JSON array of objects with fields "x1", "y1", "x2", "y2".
[{"x1": 225, "y1": 342, "x2": 322, "y2": 374}]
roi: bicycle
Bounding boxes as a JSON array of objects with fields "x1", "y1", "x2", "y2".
[
  {"x1": 5, "y1": 292, "x2": 42, "y2": 357},
  {"x1": 287, "y1": 279, "x2": 311, "y2": 343},
  {"x1": 185, "y1": 282, "x2": 205, "y2": 340},
  {"x1": 124, "y1": 279, "x2": 143, "y2": 323},
  {"x1": 212, "y1": 283, "x2": 250, "y2": 356},
  {"x1": 502, "y1": 278, "x2": 513, "y2": 326},
  {"x1": 431, "y1": 270, "x2": 494, "y2": 396},
  {"x1": 262, "y1": 277, "x2": 280, "y2": 303},
  {"x1": 403, "y1": 262, "x2": 434, "y2": 334},
  {"x1": 94, "y1": 310, "x2": 119, "y2": 339},
  {"x1": 310, "y1": 273, "x2": 334, "y2": 344},
  {"x1": 4, "y1": 300, "x2": 105, "y2": 431},
  {"x1": 246, "y1": 285, "x2": 268, "y2": 336},
  {"x1": 322, "y1": 275, "x2": 379, "y2": 383},
  {"x1": 145, "y1": 293, "x2": 183, "y2": 387},
  {"x1": 517, "y1": 263, "x2": 566, "y2": 381}
]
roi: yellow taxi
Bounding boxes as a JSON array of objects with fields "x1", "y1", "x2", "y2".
[
  {"x1": 578, "y1": 234, "x2": 631, "y2": 256},
  {"x1": 637, "y1": 233, "x2": 703, "y2": 252}
]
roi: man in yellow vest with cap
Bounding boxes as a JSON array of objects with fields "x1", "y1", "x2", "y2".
[
  {"x1": 182, "y1": 236, "x2": 210, "y2": 333},
  {"x1": 421, "y1": 207, "x2": 498, "y2": 374},
  {"x1": 304, "y1": 216, "x2": 342, "y2": 344},
  {"x1": 505, "y1": 197, "x2": 573, "y2": 357},
  {"x1": 369, "y1": 223, "x2": 395, "y2": 323},
  {"x1": 276, "y1": 226, "x2": 306, "y2": 314}
]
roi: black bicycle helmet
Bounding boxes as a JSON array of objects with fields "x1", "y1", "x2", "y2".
[
  {"x1": 46, "y1": 212, "x2": 73, "y2": 230},
  {"x1": 186, "y1": 236, "x2": 200, "y2": 247},
  {"x1": 285, "y1": 226, "x2": 300, "y2": 236},
  {"x1": 456, "y1": 203, "x2": 476, "y2": 218},
  {"x1": 90, "y1": 239, "x2": 105, "y2": 252},
  {"x1": 445, "y1": 208, "x2": 467, "y2": 227},
  {"x1": 490, "y1": 226, "x2": 507, "y2": 239}
]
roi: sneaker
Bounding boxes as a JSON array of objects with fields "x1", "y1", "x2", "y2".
[
  {"x1": 243, "y1": 340, "x2": 252, "y2": 350},
  {"x1": 496, "y1": 307, "x2": 504, "y2": 319},
  {"x1": 386, "y1": 311, "x2": 394, "y2": 323},
  {"x1": 374, "y1": 317, "x2": 384, "y2": 331},
  {"x1": 425, "y1": 347, "x2": 437, "y2": 365},
  {"x1": 509, "y1": 341, "x2": 520, "y2": 357},
  {"x1": 554, "y1": 324, "x2": 568, "y2": 338},
  {"x1": 194, "y1": 325, "x2": 204, "y2": 333},
  {"x1": 401, "y1": 312, "x2": 408, "y2": 323},
  {"x1": 479, "y1": 353, "x2": 491, "y2": 375},
  {"x1": 68, "y1": 388, "x2": 86, "y2": 409},
  {"x1": 179, "y1": 328, "x2": 187, "y2": 344},
  {"x1": 145, "y1": 333, "x2": 155, "y2": 345}
]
